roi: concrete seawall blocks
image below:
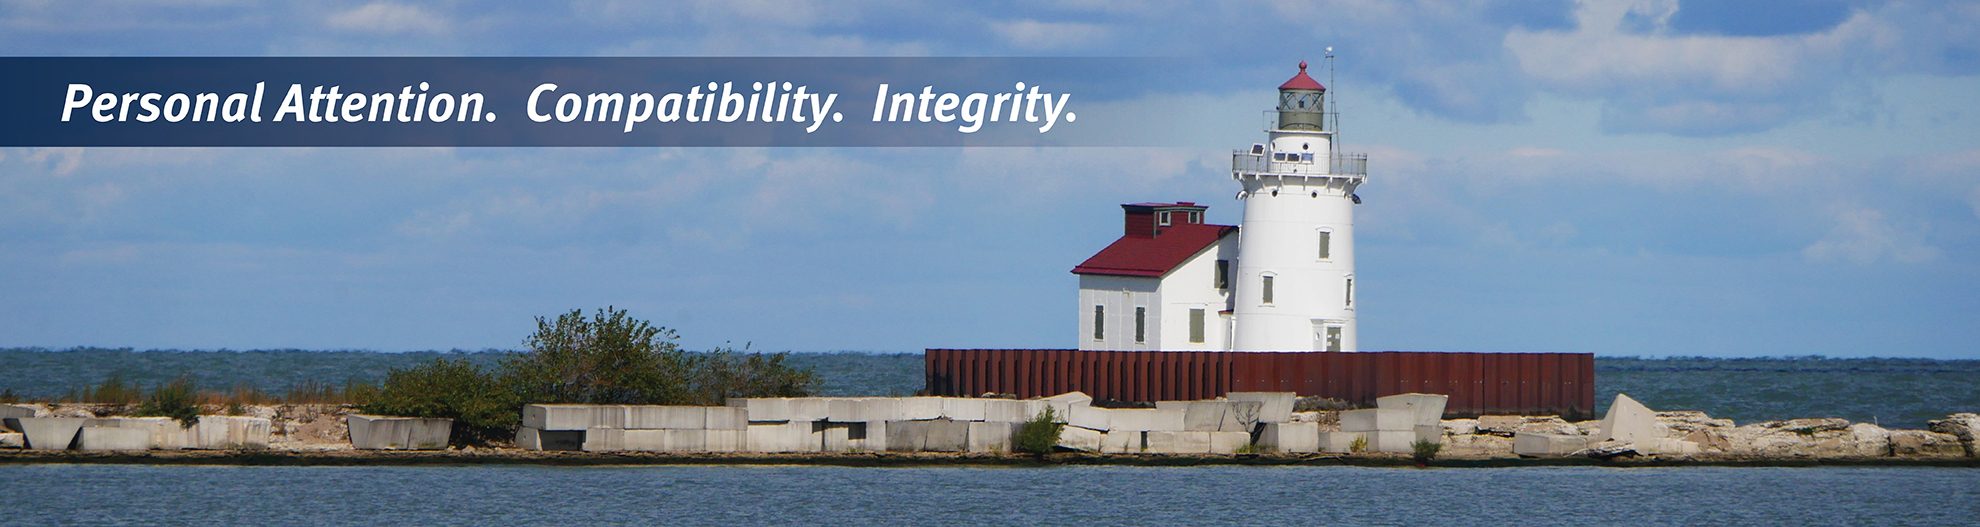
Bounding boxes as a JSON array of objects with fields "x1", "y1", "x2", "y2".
[
  {"x1": 984, "y1": 399, "x2": 1046, "y2": 423},
  {"x1": 0, "y1": 432, "x2": 22, "y2": 449},
  {"x1": 523, "y1": 404, "x2": 626, "y2": 431},
  {"x1": 1376, "y1": 393, "x2": 1449, "y2": 427},
  {"x1": 1057, "y1": 426, "x2": 1103, "y2": 452},
  {"x1": 1319, "y1": 430, "x2": 1416, "y2": 453},
  {"x1": 1041, "y1": 392, "x2": 1092, "y2": 422},
  {"x1": 1145, "y1": 431, "x2": 1211, "y2": 454},
  {"x1": 886, "y1": 420, "x2": 969, "y2": 452},
  {"x1": 897, "y1": 398, "x2": 944, "y2": 421},
  {"x1": 939, "y1": 398, "x2": 988, "y2": 422},
  {"x1": 1514, "y1": 432, "x2": 1590, "y2": 457},
  {"x1": 1, "y1": 404, "x2": 35, "y2": 423},
  {"x1": 195, "y1": 416, "x2": 272, "y2": 450},
  {"x1": 1105, "y1": 408, "x2": 1185, "y2": 432},
  {"x1": 1340, "y1": 409, "x2": 1415, "y2": 433},
  {"x1": 1101, "y1": 431, "x2": 1143, "y2": 453},
  {"x1": 1163, "y1": 401, "x2": 1263, "y2": 432},
  {"x1": 1259, "y1": 422, "x2": 1320, "y2": 453},
  {"x1": 1593, "y1": 393, "x2": 1659, "y2": 446},
  {"x1": 516, "y1": 427, "x2": 586, "y2": 451},
  {"x1": 1068, "y1": 406, "x2": 1111, "y2": 431},
  {"x1": 967, "y1": 422, "x2": 1017, "y2": 452},
  {"x1": 6, "y1": 417, "x2": 86, "y2": 450},
  {"x1": 77, "y1": 426, "x2": 152, "y2": 451},
  {"x1": 347, "y1": 415, "x2": 452, "y2": 450},
  {"x1": 1225, "y1": 392, "x2": 1295, "y2": 423},
  {"x1": 585, "y1": 428, "x2": 743, "y2": 453},
  {"x1": 624, "y1": 406, "x2": 705, "y2": 430},
  {"x1": 746, "y1": 421, "x2": 818, "y2": 453}
]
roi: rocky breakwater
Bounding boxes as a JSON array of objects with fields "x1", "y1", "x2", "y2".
[
  {"x1": 1437, "y1": 394, "x2": 1978, "y2": 462},
  {"x1": 0, "y1": 402, "x2": 357, "y2": 452}
]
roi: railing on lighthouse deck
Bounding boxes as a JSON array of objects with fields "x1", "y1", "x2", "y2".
[{"x1": 1231, "y1": 150, "x2": 1367, "y2": 178}]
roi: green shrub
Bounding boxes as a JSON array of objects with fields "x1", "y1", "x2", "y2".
[
  {"x1": 134, "y1": 376, "x2": 201, "y2": 428},
  {"x1": 1349, "y1": 435, "x2": 1368, "y2": 454},
  {"x1": 1013, "y1": 407, "x2": 1065, "y2": 455},
  {"x1": 1411, "y1": 439, "x2": 1443, "y2": 465},
  {"x1": 362, "y1": 358, "x2": 517, "y2": 446},
  {"x1": 502, "y1": 307, "x2": 816, "y2": 405}
]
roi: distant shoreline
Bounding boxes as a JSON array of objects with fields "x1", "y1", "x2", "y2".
[{"x1": 4, "y1": 449, "x2": 1977, "y2": 469}]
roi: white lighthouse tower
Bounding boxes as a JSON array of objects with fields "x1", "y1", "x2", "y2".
[{"x1": 1229, "y1": 60, "x2": 1368, "y2": 351}]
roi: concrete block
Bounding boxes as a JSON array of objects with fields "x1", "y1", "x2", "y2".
[
  {"x1": 522, "y1": 404, "x2": 625, "y2": 431},
  {"x1": 820, "y1": 422, "x2": 854, "y2": 452},
  {"x1": 731, "y1": 398, "x2": 790, "y2": 422},
  {"x1": 6, "y1": 417, "x2": 86, "y2": 450},
  {"x1": 581, "y1": 427, "x2": 623, "y2": 452},
  {"x1": 586, "y1": 428, "x2": 711, "y2": 452},
  {"x1": 1225, "y1": 392, "x2": 1295, "y2": 423},
  {"x1": 84, "y1": 417, "x2": 182, "y2": 449},
  {"x1": 347, "y1": 415, "x2": 452, "y2": 450},
  {"x1": 1100, "y1": 431, "x2": 1143, "y2": 453},
  {"x1": 852, "y1": 421, "x2": 886, "y2": 452},
  {"x1": 1145, "y1": 431, "x2": 1213, "y2": 454},
  {"x1": 967, "y1": 421, "x2": 1017, "y2": 452},
  {"x1": 194, "y1": 416, "x2": 271, "y2": 450},
  {"x1": 1178, "y1": 401, "x2": 1262, "y2": 432},
  {"x1": 0, "y1": 404, "x2": 35, "y2": 423},
  {"x1": 704, "y1": 407, "x2": 748, "y2": 430},
  {"x1": 1057, "y1": 426, "x2": 1103, "y2": 452},
  {"x1": 516, "y1": 427, "x2": 585, "y2": 451},
  {"x1": 1376, "y1": 393, "x2": 1449, "y2": 427},
  {"x1": 77, "y1": 426, "x2": 151, "y2": 451},
  {"x1": 705, "y1": 429, "x2": 743, "y2": 452},
  {"x1": 1040, "y1": 392, "x2": 1092, "y2": 421},
  {"x1": 1107, "y1": 408, "x2": 1185, "y2": 432},
  {"x1": 1068, "y1": 406, "x2": 1111, "y2": 431},
  {"x1": 1414, "y1": 424, "x2": 1444, "y2": 445},
  {"x1": 786, "y1": 398, "x2": 832, "y2": 421},
  {"x1": 828, "y1": 398, "x2": 901, "y2": 423},
  {"x1": 885, "y1": 419, "x2": 970, "y2": 452},
  {"x1": 1592, "y1": 393, "x2": 1659, "y2": 446},
  {"x1": 1259, "y1": 422, "x2": 1320, "y2": 453},
  {"x1": 1340, "y1": 408, "x2": 1415, "y2": 432},
  {"x1": 746, "y1": 421, "x2": 817, "y2": 453},
  {"x1": 939, "y1": 398, "x2": 988, "y2": 421},
  {"x1": 1209, "y1": 431, "x2": 1251, "y2": 454},
  {"x1": 897, "y1": 398, "x2": 945, "y2": 420},
  {"x1": 983, "y1": 399, "x2": 1045, "y2": 423},
  {"x1": 0, "y1": 432, "x2": 22, "y2": 449},
  {"x1": 1513, "y1": 432, "x2": 1590, "y2": 457},
  {"x1": 1318, "y1": 431, "x2": 1359, "y2": 453},
  {"x1": 624, "y1": 406, "x2": 705, "y2": 430}
]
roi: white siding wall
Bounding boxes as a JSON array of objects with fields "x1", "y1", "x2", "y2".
[
  {"x1": 1152, "y1": 234, "x2": 1238, "y2": 351},
  {"x1": 1076, "y1": 275, "x2": 1159, "y2": 351}
]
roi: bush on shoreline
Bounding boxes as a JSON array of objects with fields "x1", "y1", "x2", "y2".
[{"x1": 362, "y1": 358, "x2": 518, "y2": 445}]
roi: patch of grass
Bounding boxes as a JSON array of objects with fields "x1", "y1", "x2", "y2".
[
  {"x1": 1349, "y1": 435, "x2": 1368, "y2": 454},
  {"x1": 133, "y1": 375, "x2": 201, "y2": 428}
]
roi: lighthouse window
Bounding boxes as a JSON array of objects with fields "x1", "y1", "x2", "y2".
[
  {"x1": 1157, "y1": 211, "x2": 1171, "y2": 226},
  {"x1": 1189, "y1": 309, "x2": 1206, "y2": 343},
  {"x1": 1345, "y1": 278, "x2": 1353, "y2": 307},
  {"x1": 1189, "y1": 211, "x2": 1202, "y2": 223},
  {"x1": 1262, "y1": 275, "x2": 1275, "y2": 305},
  {"x1": 1134, "y1": 307, "x2": 1146, "y2": 343},
  {"x1": 1318, "y1": 230, "x2": 1332, "y2": 260},
  {"x1": 1214, "y1": 260, "x2": 1229, "y2": 289},
  {"x1": 1093, "y1": 305, "x2": 1105, "y2": 340}
]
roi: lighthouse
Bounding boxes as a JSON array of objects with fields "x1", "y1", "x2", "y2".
[
  {"x1": 1229, "y1": 60, "x2": 1367, "y2": 351},
  {"x1": 1070, "y1": 60, "x2": 1365, "y2": 352}
]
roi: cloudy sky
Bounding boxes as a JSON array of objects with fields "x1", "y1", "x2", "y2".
[{"x1": 2, "y1": 0, "x2": 1976, "y2": 358}]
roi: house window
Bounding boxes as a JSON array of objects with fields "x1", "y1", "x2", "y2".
[
  {"x1": 1262, "y1": 275, "x2": 1275, "y2": 305},
  {"x1": 1189, "y1": 309, "x2": 1206, "y2": 343},
  {"x1": 1345, "y1": 277, "x2": 1353, "y2": 307},
  {"x1": 1318, "y1": 230, "x2": 1332, "y2": 260},
  {"x1": 1214, "y1": 260, "x2": 1229, "y2": 289},
  {"x1": 1157, "y1": 211, "x2": 1171, "y2": 226},
  {"x1": 1189, "y1": 211, "x2": 1202, "y2": 223},
  {"x1": 1093, "y1": 305, "x2": 1105, "y2": 340},
  {"x1": 1134, "y1": 307, "x2": 1146, "y2": 343}
]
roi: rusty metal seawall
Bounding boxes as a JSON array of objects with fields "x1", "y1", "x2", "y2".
[{"x1": 923, "y1": 350, "x2": 1596, "y2": 420}]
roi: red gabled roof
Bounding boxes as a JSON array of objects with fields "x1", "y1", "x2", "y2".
[
  {"x1": 1072, "y1": 223, "x2": 1237, "y2": 278},
  {"x1": 1280, "y1": 61, "x2": 1325, "y2": 91}
]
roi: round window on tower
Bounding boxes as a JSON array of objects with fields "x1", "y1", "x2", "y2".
[{"x1": 1302, "y1": 143, "x2": 1309, "y2": 151}]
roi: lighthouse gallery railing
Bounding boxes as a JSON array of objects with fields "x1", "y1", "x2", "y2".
[{"x1": 1232, "y1": 151, "x2": 1367, "y2": 177}]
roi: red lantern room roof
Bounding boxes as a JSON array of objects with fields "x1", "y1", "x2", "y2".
[{"x1": 1279, "y1": 61, "x2": 1325, "y2": 91}]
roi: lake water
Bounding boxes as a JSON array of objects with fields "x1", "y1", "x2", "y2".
[{"x1": 2, "y1": 464, "x2": 1975, "y2": 525}]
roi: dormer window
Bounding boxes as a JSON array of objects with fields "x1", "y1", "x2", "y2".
[{"x1": 1157, "y1": 211, "x2": 1172, "y2": 226}]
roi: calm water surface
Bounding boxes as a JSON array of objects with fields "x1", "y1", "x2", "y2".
[{"x1": 2, "y1": 464, "x2": 1975, "y2": 525}]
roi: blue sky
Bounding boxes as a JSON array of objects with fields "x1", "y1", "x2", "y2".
[{"x1": 1, "y1": 1, "x2": 1976, "y2": 358}]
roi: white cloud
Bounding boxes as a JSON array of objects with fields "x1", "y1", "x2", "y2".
[
  {"x1": 325, "y1": 2, "x2": 448, "y2": 34},
  {"x1": 1801, "y1": 207, "x2": 1937, "y2": 264},
  {"x1": 990, "y1": 19, "x2": 1110, "y2": 51}
]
